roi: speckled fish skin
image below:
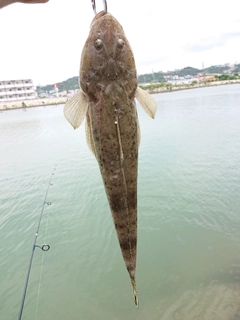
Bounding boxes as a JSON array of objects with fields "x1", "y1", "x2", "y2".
[
  {"x1": 81, "y1": 11, "x2": 138, "y2": 297},
  {"x1": 64, "y1": 11, "x2": 157, "y2": 308}
]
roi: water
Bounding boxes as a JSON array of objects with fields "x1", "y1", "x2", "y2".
[{"x1": 0, "y1": 84, "x2": 240, "y2": 320}]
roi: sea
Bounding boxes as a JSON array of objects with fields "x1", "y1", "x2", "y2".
[{"x1": 0, "y1": 84, "x2": 240, "y2": 320}]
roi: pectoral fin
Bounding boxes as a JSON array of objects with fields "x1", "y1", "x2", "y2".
[
  {"x1": 63, "y1": 90, "x2": 88, "y2": 129},
  {"x1": 135, "y1": 87, "x2": 157, "y2": 119}
]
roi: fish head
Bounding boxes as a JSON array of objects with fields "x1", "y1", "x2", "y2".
[{"x1": 80, "y1": 11, "x2": 137, "y2": 101}]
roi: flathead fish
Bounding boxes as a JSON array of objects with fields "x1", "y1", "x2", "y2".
[{"x1": 64, "y1": 11, "x2": 157, "y2": 308}]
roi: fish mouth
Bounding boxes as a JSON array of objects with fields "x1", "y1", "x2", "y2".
[
  {"x1": 95, "y1": 10, "x2": 107, "y2": 19},
  {"x1": 90, "y1": 10, "x2": 108, "y2": 27},
  {"x1": 90, "y1": 10, "x2": 120, "y2": 27}
]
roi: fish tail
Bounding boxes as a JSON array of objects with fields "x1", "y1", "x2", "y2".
[{"x1": 131, "y1": 280, "x2": 139, "y2": 308}]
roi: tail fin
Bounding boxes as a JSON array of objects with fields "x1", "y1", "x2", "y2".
[{"x1": 131, "y1": 280, "x2": 139, "y2": 308}]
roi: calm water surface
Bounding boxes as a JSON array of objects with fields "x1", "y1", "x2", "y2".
[{"x1": 0, "y1": 84, "x2": 240, "y2": 320}]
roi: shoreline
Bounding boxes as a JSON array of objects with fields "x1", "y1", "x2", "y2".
[
  {"x1": 146, "y1": 79, "x2": 240, "y2": 94},
  {"x1": 0, "y1": 80, "x2": 240, "y2": 111}
]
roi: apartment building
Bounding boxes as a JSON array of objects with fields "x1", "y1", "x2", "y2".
[{"x1": 0, "y1": 79, "x2": 37, "y2": 102}]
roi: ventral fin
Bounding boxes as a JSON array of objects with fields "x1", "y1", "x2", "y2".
[
  {"x1": 85, "y1": 115, "x2": 97, "y2": 157},
  {"x1": 135, "y1": 87, "x2": 157, "y2": 119},
  {"x1": 137, "y1": 117, "x2": 141, "y2": 148},
  {"x1": 63, "y1": 90, "x2": 88, "y2": 129}
]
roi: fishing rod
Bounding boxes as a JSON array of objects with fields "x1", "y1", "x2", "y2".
[{"x1": 17, "y1": 165, "x2": 56, "y2": 320}]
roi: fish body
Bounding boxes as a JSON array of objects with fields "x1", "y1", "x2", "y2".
[{"x1": 64, "y1": 11, "x2": 157, "y2": 307}]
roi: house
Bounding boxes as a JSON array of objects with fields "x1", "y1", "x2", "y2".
[{"x1": 0, "y1": 79, "x2": 37, "y2": 102}]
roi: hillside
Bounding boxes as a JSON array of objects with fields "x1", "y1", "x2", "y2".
[
  {"x1": 233, "y1": 64, "x2": 240, "y2": 72},
  {"x1": 37, "y1": 77, "x2": 79, "y2": 94}
]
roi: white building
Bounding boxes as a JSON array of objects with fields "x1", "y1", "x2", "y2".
[{"x1": 0, "y1": 79, "x2": 37, "y2": 102}]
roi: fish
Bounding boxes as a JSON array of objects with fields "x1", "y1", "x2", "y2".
[{"x1": 64, "y1": 10, "x2": 157, "y2": 308}]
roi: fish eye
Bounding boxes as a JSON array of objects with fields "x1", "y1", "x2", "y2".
[
  {"x1": 95, "y1": 39, "x2": 103, "y2": 49},
  {"x1": 117, "y1": 39, "x2": 125, "y2": 48}
]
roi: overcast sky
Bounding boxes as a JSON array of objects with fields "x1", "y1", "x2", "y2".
[{"x1": 0, "y1": 0, "x2": 240, "y2": 86}]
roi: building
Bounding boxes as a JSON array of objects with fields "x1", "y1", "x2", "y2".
[{"x1": 0, "y1": 79, "x2": 37, "y2": 102}]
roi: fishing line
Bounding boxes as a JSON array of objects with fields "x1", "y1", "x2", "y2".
[
  {"x1": 34, "y1": 174, "x2": 53, "y2": 320},
  {"x1": 91, "y1": 0, "x2": 107, "y2": 15},
  {"x1": 17, "y1": 165, "x2": 57, "y2": 320}
]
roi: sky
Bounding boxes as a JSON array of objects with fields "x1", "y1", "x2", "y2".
[{"x1": 0, "y1": 0, "x2": 240, "y2": 86}]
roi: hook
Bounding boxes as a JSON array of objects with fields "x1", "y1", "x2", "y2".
[{"x1": 91, "y1": 0, "x2": 107, "y2": 16}]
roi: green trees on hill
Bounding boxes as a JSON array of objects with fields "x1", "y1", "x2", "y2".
[
  {"x1": 177, "y1": 67, "x2": 200, "y2": 76},
  {"x1": 37, "y1": 77, "x2": 79, "y2": 95},
  {"x1": 138, "y1": 73, "x2": 164, "y2": 83}
]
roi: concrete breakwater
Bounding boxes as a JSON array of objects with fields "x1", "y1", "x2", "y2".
[{"x1": 0, "y1": 97, "x2": 67, "y2": 111}]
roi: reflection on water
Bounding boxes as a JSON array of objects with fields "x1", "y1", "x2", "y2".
[{"x1": 0, "y1": 84, "x2": 240, "y2": 320}]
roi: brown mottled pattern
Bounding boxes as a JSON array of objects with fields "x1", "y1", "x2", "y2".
[
  {"x1": 87, "y1": 87, "x2": 138, "y2": 281},
  {"x1": 79, "y1": 12, "x2": 139, "y2": 299}
]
